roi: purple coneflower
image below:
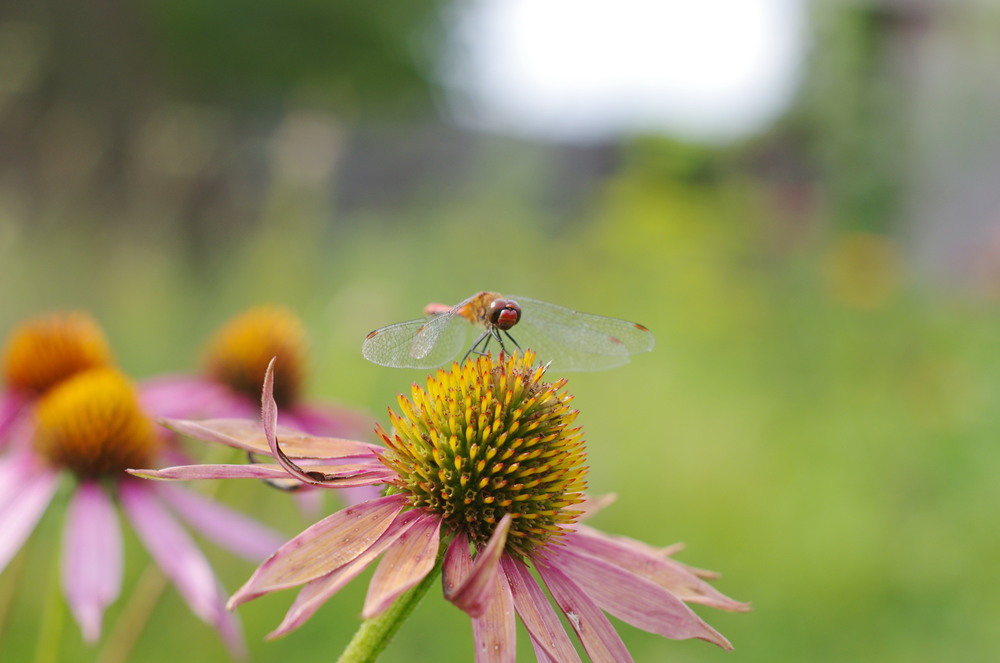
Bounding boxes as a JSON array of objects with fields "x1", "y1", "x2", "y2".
[
  {"x1": 141, "y1": 306, "x2": 370, "y2": 436},
  {"x1": 134, "y1": 351, "x2": 748, "y2": 661},
  {"x1": 0, "y1": 312, "x2": 114, "y2": 450},
  {"x1": 0, "y1": 317, "x2": 284, "y2": 652}
]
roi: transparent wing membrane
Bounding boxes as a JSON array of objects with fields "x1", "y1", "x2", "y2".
[{"x1": 362, "y1": 293, "x2": 654, "y2": 371}]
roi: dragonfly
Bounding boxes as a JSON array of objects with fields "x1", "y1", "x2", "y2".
[{"x1": 362, "y1": 291, "x2": 655, "y2": 371}]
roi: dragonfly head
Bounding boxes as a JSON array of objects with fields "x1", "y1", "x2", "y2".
[{"x1": 488, "y1": 298, "x2": 521, "y2": 331}]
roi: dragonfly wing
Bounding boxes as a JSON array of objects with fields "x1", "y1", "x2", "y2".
[
  {"x1": 409, "y1": 313, "x2": 470, "y2": 366},
  {"x1": 362, "y1": 314, "x2": 470, "y2": 369},
  {"x1": 509, "y1": 296, "x2": 655, "y2": 371}
]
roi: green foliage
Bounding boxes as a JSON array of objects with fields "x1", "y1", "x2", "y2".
[{"x1": 145, "y1": 0, "x2": 445, "y2": 112}]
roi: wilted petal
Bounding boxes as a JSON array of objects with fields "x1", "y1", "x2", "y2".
[
  {"x1": 444, "y1": 514, "x2": 511, "y2": 617},
  {"x1": 569, "y1": 527, "x2": 750, "y2": 612},
  {"x1": 61, "y1": 482, "x2": 123, "y2": 642},
  {"x1": 0, "y1": 459, "x2": 59, "y2": 572},
  {"x1": 129, "y1": 463, "x2": 393, "y2": 487},
  {"x1": 547, "y1": 545, "x2": 733, "y2": 650},
  {"x1": 471, "y1": 561, "x2": 517, "y2": 663},
  {"x1": 119, "y1": 480, "x2": 242, "y2": 654},
  {"x1": 501, "y1": 555, "x2": 581, "y2": 663},
  {"x1": 536, "y1": 558, "x2": 633, "y2": 663},
  {"x1": 156, "y1": 484, "x2": 285, "y2": 562},
  {"x1": 160, "y1": 417, "x2": 379, "y2": 459},
  {"x1": 268, "y1": 509, "x2": 429, "y2": 639},
  {"x1": 362, "y1": 512, "x2": 442, "y2": 618},
  {"x1": 229, "y1": 494, "x2": 409, "y2": 608}
]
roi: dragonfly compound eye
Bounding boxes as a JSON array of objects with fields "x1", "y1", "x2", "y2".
[{"x1": 488, "y1": 299, "x2": 521, "y2": 330}]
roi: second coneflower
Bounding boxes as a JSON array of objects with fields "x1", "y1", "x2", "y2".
[
  {"x1": 133, "y1": 351, "x2": 748, "y2": 662},
  {"x1": 0, "y1": 312, "x2": 114, "y2": 450},
  {"x1": 0, "y1": 367, "x2": 285, "y2": 652},
  {"x1": 141, "y1": 306, "x2": 371, "y2": 437}
]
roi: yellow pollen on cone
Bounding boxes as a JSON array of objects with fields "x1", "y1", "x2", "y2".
[
  {"x1": 203, "y1": 306, "x2": 307, "y2": 407},
  {"x1": 377, "y1": 351, "x2": 587, "y2": 555},
  {"x1": 2, "y1": 312, "x2": 113, "y2": 395},
  {"x1": 34, "y1": 368, "x2": 160, "y2": 478}
]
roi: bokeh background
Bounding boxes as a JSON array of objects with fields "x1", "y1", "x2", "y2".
[{"x1": 2, "y1": 0, "x2": 999, "y2": 661}]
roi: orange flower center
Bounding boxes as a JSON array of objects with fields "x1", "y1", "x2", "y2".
[
  {"x1": 2, "y1": 312, "x2": 113, "y2": 395},
  {"x1": 33, "y1": 368, "x2": 160, "y2": 478},
  {"x1": 203, "y1": 307, "x2": 307, "y2": 407}
]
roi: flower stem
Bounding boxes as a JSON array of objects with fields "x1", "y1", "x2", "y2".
[
  {"x1": 33, "y1": 550, "x2": 65, "y2": 663},
  {"x1": 95, "y1": 564, "x2": 168, "y2": 663},
  {"x1": 336, "y1": 555, "x2": 444, "y2": 663}
]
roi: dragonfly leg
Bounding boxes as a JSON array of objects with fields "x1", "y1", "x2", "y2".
[
  {"x1": 463, "y1": 329, "x2": 493, "y2": 363},
  {"x1": 502, "y1": 330, "x2": 522, "y2": 353}
]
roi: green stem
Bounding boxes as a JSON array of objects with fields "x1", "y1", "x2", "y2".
[
  {"x1": 336, "y1": 555, "x2": 444, "y2": 663},
  {"x1": 33, "y1": 550, "x2": 65, "y2": 663},
  {"x1": 95, "y1": 565, "x2": 168, "y2": 663}
]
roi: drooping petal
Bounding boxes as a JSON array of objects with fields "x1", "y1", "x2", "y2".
[
  {"x1": 160, "y1": 417, "x2": 380, "y2": 459},
  {"x1": 362, "y1": 512, "x2": 442, "y2": 618},
  {"x1": 546, "y1": 545, "x2": 733, "y2": 650},
  {"x1": 127, "y1": 463, "x2": 393, "y2": 487},
  {"x1": 471, "y1": 558, "x2": 517, "y2": 663},
  {"x1": 260, "y1": 359, "x2": 385, "y2": 488},
  {"x1": 569, "y1": 527, "x2": 750, "y2": 612},
  {"x1": 0, "y1": 458, "x2": 59, "y2": 572},
  {"x1": 156, "y1": 483, "x2": 286, "y2": 562},
  {"x1": 61, "y1": 482, "x2": 123, "y2": 642},
  {"x1": 268, "y1": 509, "x2": 430, "y2": 639},
  {"x1": 444, "y1": 514, "x2": 511, "y2": 617},
  {"x1": 536, "y1": 558, "x2": 633, "y2": 663},
  {"x1": 229, "y1": 493, "x2": 409, "y2": 608},
  {"x1": 118, "y1": 480, "x2": 244, "y2": 655},
  {"x1": 501, "y1": 555, "x2": 581, "y2": 663}
]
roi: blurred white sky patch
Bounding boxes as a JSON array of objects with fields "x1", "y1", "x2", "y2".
[{"x1": 441, "y1": 0, "x2": 807, "y2": 143}]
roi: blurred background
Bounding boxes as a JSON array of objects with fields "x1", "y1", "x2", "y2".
[{"x1": 1, "y1": 0, "x2": 998, "y2": 661}]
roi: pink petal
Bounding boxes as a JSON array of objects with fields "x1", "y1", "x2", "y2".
[
  {"x1": 160, "y1": 417, "x2": 380, "y2": 459},
  {"x1": 61, "y1": 482, "x2": 123, "y2": 642},
  {"x1": 574, "y1": 493, "x2": 618, "y2": 522},
  {"x1": 229, "y1": 494, "x2": 409, "y2": 608},
  {"x1": 283, "y1": 402, "x2": 375, "y2": 441},
  {"x1": 472, "y1": 560, "x2": 517, "y2": 663},
  {"x1": 569, "y1": 527, "x2": 750, "y2": 612},
  {"x1": 0, "y1": 449, "x2": 39, "y2": 506},
  {"x1": 444, "y1": 514, "x2": 511, "y2": 617},
  {"x1": 501, "y1": 555, "x2": 581, "y2": 663},
  {"x1": 0, "y1": 459, "x2": 59, "y2": 572},
  {"x1": 547, "y1": 545, "x2": 733, "y2": 650},
  {"x1": 119, "y1": 480, "x2": 244, "y2": 656},
  {"x1": 268, "y1": 509, "x2": 429, "y2": 639},
  {"x1": 536, "y1": 559, "x2": 633, "y2": 663},
  {"x1": 0, "y1": 391, "x2": 28, "y2": 449},
  {"x1": 156, "y1": 483, "x2": 286, "y2": 562},
  {"x1": 139, "y1": 376, "x2": 234, "y2": 420},
  {"x1": 362, "y1": 512, "x2": 442, "y2": 618},
  {"x1": 128, "y1": 463, "x2": 393, "y2": 487},
  {"x1": 260, "y1": 360, "x2": 385, "y2": 488}
]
